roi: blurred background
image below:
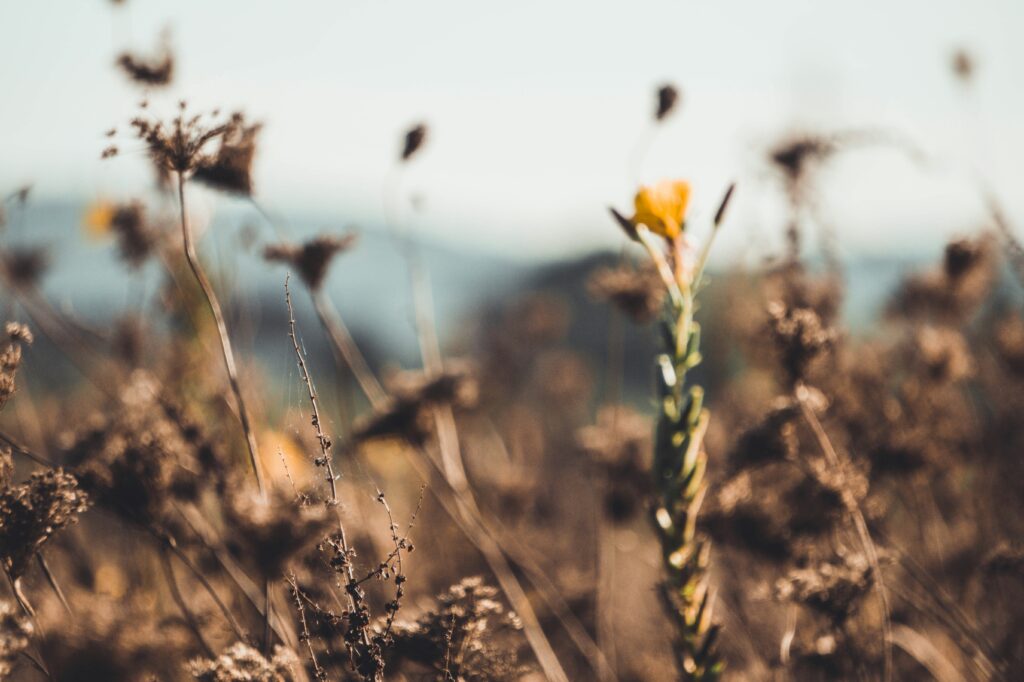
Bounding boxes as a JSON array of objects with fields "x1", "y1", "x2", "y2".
[{"x1": 2, "y1": 1, "x2": 1023, "y2": 359}]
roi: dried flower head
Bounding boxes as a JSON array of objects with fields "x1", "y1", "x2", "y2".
[
  {"x1": 115, "y1": 47, "x2": 174, "y2": 87},
  {"x1": 951, "y1": 48, "x2": 974, "y2": 83},
  {"x1": 655, "y1": 83, "x2": 680, "y2": 121},
  {"x1": 0, "y1": 247, "x2": 49, "y2": 289},
  {"x1": 767, "y1": 300, "x2": 837, "y2": 386},
  {"x1": 387, "y1": 577, "x2": 524, "y2": 681},
  {"x1": 0, "y1": 468, "x2": 89, "y2": 578},
  {"x1": 224, "y1": 486, "x2": 331, "y2": 579},
  {"x1": 914, "y1": 326, "x2": 974, "y2": 382},
  {"x1": 588, "y1": 262, "x2": 666, "y2": 323},
  {"x1": 401, "y1": 123, "x2": 428, "y2": 161},
  {"x1": 729, "y1": 397, "x2": 800, "y2": 470},
  {"x1": 0, "y1": 323, "x2": 32, "y2": 412},
  {"x1": 263, "y1": 234, "x2": 357, "y2": 291},
  {"x1": 769, "y1": 134, "x2": 838, "y2": 185},
  {"x1": 631, "y1": 179, "x2": 691, "y2": 239},
  {"x1": 63, "y1": 372, "x2": 222, "y2": 528},
  {"x1": 353, "y1": 363, "x2": 479, "y2": 446},
  {"x1": 775, "y1": 553, "x2": 873, "y2": 623},
  {"x1": 189, "y1": 642, "x2": 300, "y2": 682},
  {"x1": 129, "y1": 105, "x2": 249, "y2": 177},
  {"x1": 576, "y1": 406, "x2": 652, "y2": 522},
  {"x1": 87, "y1": 200, "x2": 157, "y2": 268},
  {"x1": 193, "y1": 116, "x2": 262, "y2": 195},
  {"x1": 0, "y1": 600, "x2": 32, "y2": 677}
]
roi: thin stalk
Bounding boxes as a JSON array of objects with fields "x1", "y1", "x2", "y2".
[
  {"x1": 795, "y1": 383, "x2": 892, "y2": 682},
  {"x1": 35, "y1": 553, "x2": 71, "y2": 616},
  {"x1": 311, "y1": 291, "x2": 388, "y2": 411},
  {"x1": 175, "y1": 172, "x2": 265, "y2": 495},
  {"x1": 160, "y1": 547, "x2": 215, "y2": 658}
]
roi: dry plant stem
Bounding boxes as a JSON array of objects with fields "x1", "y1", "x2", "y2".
[
  {"x1": 285, "y1": 281, "x2": 373, "y2": 653},
  {"x1": 176, "y1": 173, "x2": 265, "y2": 495},
  {"x1": 0, "y1": 429, "x2": 55, "y2": 468},
  {"x1": 287, "y1": 574, "x2": 326, "y2": 680},
  {"x1": 35, "y1": 553, "x2": 71, "y2": 616},
  {"x1": 311, "y1": 290, "x2": 388, "y2": 410},
  {"x1": 403, "y1": 253, "x2": 574, "y2": 681},
  {"x1": 159, "y1": 533, "x2": 248, "y2": 644},
  {"x1": 397, "y1": 447, "x2": 570, "y2": 682},
  {"x1": 794, "y1": 383, "x2": 892, "y2": 682},
  {"x1": 161, "y1": 547, "x2": 215, "y2": 659}
]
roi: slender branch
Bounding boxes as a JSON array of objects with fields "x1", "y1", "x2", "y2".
[{"x1": 35, "y1": 553, "x2": 71, "y2": 616}]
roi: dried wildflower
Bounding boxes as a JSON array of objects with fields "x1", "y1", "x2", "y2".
[
  {"x1": 729, "y1": 397, "x2": 800, "y2": 470},
  {"x1": 588, "y1": 262, "x2": 666, "y2": 323},
  {"x1": 400, "y1": 123, "x2": 428, "y2": 161},
  {"x1": 224, "y1": 487, "x2": 330, "y2": 579},
  {"x1": 63, "y1": 373, "x2": 222, "y2": 528},
  {"x1": 769, "y1": 134, "x2": 837, "y2": 184},
  {"x1": 193, "y1": 115, "x2": 262, "y2": 195},
  {"x1": 189, "y1": 642, "x2": 300, "y2": 682},
  {"x1": 353, "y1": 363, "x2": 478, "y2": 446},
  {"x1": 655, "y1": 83, "x2": 680, "y2": 121},
  {"x1": 951, "y1": 48, "x2": 974, "y2": 83},
  {"x1": 631, "y1": 179, "x2": 691, "y2": 239},
  {"x1": 0, "y1": 468, "x2": 89, "y2": 578},
  {"x1": 263, "y1": 234, "x2": 357, "y2": 291},
  {"x1": 116, "y1": 49, "x2": 174, "y2": 87},
  {"x1": 767, "y1": 300, "x2": 837, "y2": 386},
  {"x1": 87, "y1": 200, "x2": 156, "y2": 267},
  {"x1": 576, "y1": 406, "x2": 651, "y2": 522},
  {"x1": 130, "y1": 105, "x2": 248, "y2": 177},
  {"x1": 776, "y1": 553, "x2": 873, "y2": 623},
  {"x1": 0, "y1": 247, "x2": 49, "y2": 289},
  {"x1": 387, "y1": 577, "x2": 524, "y2": 681},
  {"x1": 889, "y1": 237, "x2": 995, "y2": 321},
  {"x1": 0, "y1": 600, "x2": 32, "y2": 677},
  {"x1": 0, "y1": 323, "x2": 32, "y2": 412}
]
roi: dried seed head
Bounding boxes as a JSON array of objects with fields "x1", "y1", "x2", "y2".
[
  {"x1": 769, "y1": 134, "x2": 837, "y2": 185},
  {"x1": 655, "y1": 83, "x2": 680, "y2": 121},
  {"x1": 951, "y1": 48, "x2": 974, "y2": 83},
  {"x1": 353, "y1": 362, "x2": 478, "y2": 446},
  {"x1": 0, "y1": 323, "x2": 32, "y2": 413},
  {"x1": 193, "y1": 115, "x2": 263, "y2": 195},
  {"x1": 0, "y1": 247, "x2": 49, "y2": 290},
  {"x1": 576, "y1": 406, "x2": 651, "y2": 522},
  {"x1": 0, "y1": 468, "x2": 89, "y2": 578},
  {"x1": 189, "y1": 642, "x2": 300, "y2": 682},
  {"x1": 775, "y1": 553, "x2": 873, "y2": 622},
  {"x1": 129, "y1": 106, "x2": 248, "y2": 177},
  {"x1": 400, "y1": 123, "x2": 428, "y2": 161},
  {"x1": 263, "y1": 233, "x2": 357, "y2": 291},
  {"x1": 106, "y1": 201, "x2": 157, "y2": 268},
  {"x1": 767, "y1": 300, "x2": 837, "y2": 386},
  {"x1": 115, "y1": 48, "x2": 174, "y2": 87},
  {"x1": 588, "y1": 262, "x2": 666, "y2": 323}
]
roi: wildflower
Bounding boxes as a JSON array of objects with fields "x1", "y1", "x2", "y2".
[
  {"x1": 655, "y1": 83, "x2": 680, "y2": 121},
  {"x1": 400, "y1": 123, "x2": 428, "y2": 161},
  {"x1": 189, "y1": 642, "x2": 300, "y2": 682},
  {"x1": 83, "y1": 199, "x2": 116, "y2": 237},
  {"x1": 0, "y1": 323, "x2": 32, "y2": 412},
  {"x1": 193, "y1": 115, "x2": 263, "y2": 195},
  {"x1": 0, "y1": 468, "x2": 89, "y2": 578},
  {"x1": 263, "y1": 233, "x2": 357, "y2": 291},
  {"x1": 631, "y1": 179, "x2": 691, "y2": 239},
  {"x1": 767, "y1": 300, "x2": 837, "y2": 386},
  {"x1": 129, "y1": 104, "x2": 248, "y2": 177}
]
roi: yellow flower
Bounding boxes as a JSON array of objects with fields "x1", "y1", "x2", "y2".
[
  {"x1": 632, "y1": 180, "x2": 691, "y2": 239},
  {"x1": 83, "y1": 200, "x2": 115, "y2": 238}
]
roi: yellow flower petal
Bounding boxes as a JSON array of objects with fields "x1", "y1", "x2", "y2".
[
  {"x1": 631, "y1": 180, "x2": 691, "y2": 239},
  {"x1": 83, "y1": 200, "x2": 115, "y2": 238}
]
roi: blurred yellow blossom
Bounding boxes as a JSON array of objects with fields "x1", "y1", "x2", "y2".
[
  {"x1": 83, "y1": 200, "x2": 115, "y2": 238},
  {"x1": 632, "y1": 180, "x2": 691, "y2": 239}
]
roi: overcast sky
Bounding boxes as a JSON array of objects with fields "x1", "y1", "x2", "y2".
[{"x1": 2, "y1": 0, "x2": 1022, "y2": 260}]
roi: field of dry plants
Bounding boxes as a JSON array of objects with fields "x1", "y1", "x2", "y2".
[{"x1": 1, "y1": 8, "x2": 1023, "y2": 682}]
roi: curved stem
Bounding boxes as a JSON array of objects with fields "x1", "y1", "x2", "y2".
[{"x1": 176, "y1": 173, "x2": 265, "y2": 495}]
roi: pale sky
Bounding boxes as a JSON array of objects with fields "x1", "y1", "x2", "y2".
[{"x1": 2, "y1": 0, "x2": 1022, "y2": 260}]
